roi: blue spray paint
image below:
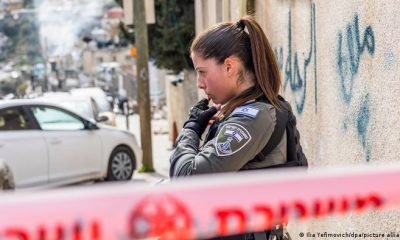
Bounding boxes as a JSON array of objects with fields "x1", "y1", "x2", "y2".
[
  {"x1": 314, "y1": 13, "x2": 317, "y2": 113},
  {"x1": 274, "y1": 47, "x2": 284, "y2": 69},
  {"x1": 274, "y1": 3, "x2": 317, "y2": 114},
  {"x1": 337, "y1": 14, "x2": 375, "y2": 105},
  {"x1": 356, "y1": 94, "x2": 371, "y2": 161},
  {"x1": 337, "y1": 14, "x2": 375, "y2": 162}
]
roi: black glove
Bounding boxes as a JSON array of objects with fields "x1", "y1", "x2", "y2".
[{"x1": 183, "y1": 98, "x2": 218, "y2": 137}]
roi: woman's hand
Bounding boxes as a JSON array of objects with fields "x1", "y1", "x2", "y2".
[{"x1": 183, "y1": 99, "x2": 220, "y2": 137}]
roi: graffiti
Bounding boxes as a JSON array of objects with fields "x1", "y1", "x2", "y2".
[
  {"x1": 274, "y1": 3, "x2": 317, "y2": 114},
  {"x1": 337, "y1": 14, "x2": 375, "y2": 104},
  {"x1": 356, "y1": 94, "x2": 371, "y2": 161},
  {"x1": 337, "y1": 14, "x2": 375, "y2": 162}
]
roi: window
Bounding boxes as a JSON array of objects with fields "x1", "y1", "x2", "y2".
[
  {"x1": 0, "y1": 107, "x2": 32, "y2": 131},
  {"x1": 31, "y1": 106, "x2": 84, "y2": 131}
]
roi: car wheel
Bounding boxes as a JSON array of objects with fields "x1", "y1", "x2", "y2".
[{"x1": 106, "y1": 146, "x2": 135, "y2": 181}]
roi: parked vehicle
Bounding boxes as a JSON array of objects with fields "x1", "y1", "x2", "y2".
[
  {"x1": 0, "y1": 99, "x2": 142, "y2": 188},
  {"x1": 70, "y1": 88, "x2": 117, "y2": 127}
]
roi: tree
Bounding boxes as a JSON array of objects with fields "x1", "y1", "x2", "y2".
[
  {"x1": 148, "y1": 0, "x2": 194, "y2": 73},
  {"x1": 0, "y1": 77, "x2": 26, "y2": 96},
  {"x1": 117, "y1": 0, "x2": 195, "y2": 73},
  {"x1": 0, "y1": 13, "x2": 43, "y2": 65}
]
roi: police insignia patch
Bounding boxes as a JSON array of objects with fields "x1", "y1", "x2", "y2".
[
  {"x1": 215, "y1": 123, "x2": 252, "y2": 156},
  {"x1": 231, "y1": 106, "x2": 260, "y2": 118}
]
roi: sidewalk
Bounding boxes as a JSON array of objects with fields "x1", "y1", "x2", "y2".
[
  {"x1": 133, "y1": 171, "x2": 169, "y2": 184},
  {"x1": 116, "y1": 114, "x2": 172, "y2": 183}
]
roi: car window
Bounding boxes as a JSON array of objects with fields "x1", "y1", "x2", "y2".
[
  {"x1": 31, "y1": 106, "x2": 84, "y2": 131},
  {"x1": 60, "y1": 101, "x2": 95, "y2": 120},
  {"x1": 0, "y1": 107, "x2": 33, "y2": 131}
]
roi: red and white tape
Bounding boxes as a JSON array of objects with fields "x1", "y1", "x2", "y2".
[{"x1": 0, "y1": 164, "x2": 400, "y2": 240}]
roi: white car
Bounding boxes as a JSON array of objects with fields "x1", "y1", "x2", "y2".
[
  {"x1": 38, "y1": 93, "x2": 106, "y2": 125},
  {"x1": 0, "y1": 99, "x2": 142, "y2": 188}
]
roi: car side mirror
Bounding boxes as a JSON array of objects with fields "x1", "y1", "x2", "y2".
[
  {"x1": 84, "y1": 120, "x2": 99, "y2": 130},
  {"x1": 96, "y1": 114, "x2": 109, "y2": 123}
]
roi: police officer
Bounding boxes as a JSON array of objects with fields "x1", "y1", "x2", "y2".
[
  {"x1": 170, "y1": 16, "x2": 287, "y2": 177},
  {"x1": 169, "y1": 16, "x2": 291, "y2": 240}
]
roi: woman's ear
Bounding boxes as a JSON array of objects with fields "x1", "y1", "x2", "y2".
[{"x1": 224, "y1": 57, "x2": 237, "y2": 77}]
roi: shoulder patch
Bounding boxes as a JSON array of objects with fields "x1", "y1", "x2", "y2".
[
  {"x1": 215, "y1": 123, "x2": 252, "y2": 156},
  {"x1": 231, "y1": 106, "x2": 260, "y2": 119}
]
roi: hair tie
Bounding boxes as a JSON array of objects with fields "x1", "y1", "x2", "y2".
[{"x1": 236, "y1": 20, "x2": 245, "y2": 31}]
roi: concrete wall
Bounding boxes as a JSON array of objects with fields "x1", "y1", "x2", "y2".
[
  {"x1": 82, "y1": 48, "x2": 131, "y2": 75},
  {"x1": 166, "y1": 70, "x2": 198, "y2": 144},
  {"x1": 255, "y1": 0, "x2": 400, "y2": 237},
  {"x1": 194, "y1": 0, "x2": 247, "y2": 33},
  {"x1": 148, "y1": 61, "x2": 167, "y2": 107},
  {"x1": 193, "y1": 0, "x2": 400, "y2": 237}
]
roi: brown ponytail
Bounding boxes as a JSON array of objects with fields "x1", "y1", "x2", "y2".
[{"x1": 191, "y1": 16, "x2": 282, "y2": 117}]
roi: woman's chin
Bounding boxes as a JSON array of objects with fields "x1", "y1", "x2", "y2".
[
  {"x1": 209, "y1": 96, "x2": 226, "y2": 105},
  {"x1": 210, "y1": 98, "x2": 220, "y2": 104}
]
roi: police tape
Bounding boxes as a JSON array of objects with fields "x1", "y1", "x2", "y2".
[{"x1": 0, "y1": 164, "x2": 400, "y2": 240}]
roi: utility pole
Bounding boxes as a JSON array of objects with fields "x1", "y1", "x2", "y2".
[{"x1": 134, "y1": 0, "x2": 154, "y2": 172}]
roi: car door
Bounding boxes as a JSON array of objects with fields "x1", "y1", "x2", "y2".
[
  {"x1": 29, "y1": 105, "x2": 102, "y2": 183},
  {"x1": 0, "y1": 106, "x2": 48, "y2": 187}
]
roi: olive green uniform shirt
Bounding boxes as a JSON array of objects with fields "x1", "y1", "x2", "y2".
[{"x1": 170, "y1": 101, "x2": 287, "y2": 177}]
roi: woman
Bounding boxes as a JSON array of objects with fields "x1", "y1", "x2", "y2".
[{"x1": 169, "y1": 16, "x2": 292, "y2": 240}]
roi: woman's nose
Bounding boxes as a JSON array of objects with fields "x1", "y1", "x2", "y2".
[{"x1": 197, "y1": 78, "x2": 206, "y2": 89}]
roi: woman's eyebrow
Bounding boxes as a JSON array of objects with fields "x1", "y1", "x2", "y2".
[{"x1": 195, "y1": 66, "x2": 206, "y2": 71}]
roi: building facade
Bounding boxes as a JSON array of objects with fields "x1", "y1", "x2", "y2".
[{"x1": 194, "y1": 0, "x2": 400, "y2": 237}]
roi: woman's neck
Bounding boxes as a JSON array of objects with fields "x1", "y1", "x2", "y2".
[
  {"x1": 235, "y1": 72, "x2": 255, "y2": 96},
  {"x1": 237, "y1": 81, "x2": 254, "y2": 94}
]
